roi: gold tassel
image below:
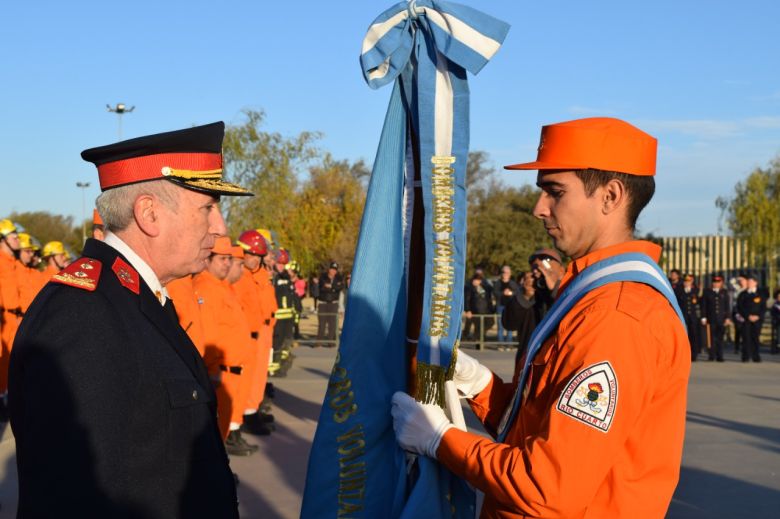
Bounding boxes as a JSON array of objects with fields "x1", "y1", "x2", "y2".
[{"x1": 414, "y1": 340, "x2": 459, "y2": 407}]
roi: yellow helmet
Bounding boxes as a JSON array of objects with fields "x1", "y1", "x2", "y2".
[
  {"x1": 42, "y1": 241, "x2": 66, "y2": 258},
  {"x1": 17, "y1": 233, "x2": 39, "y2": 251},
  {"x1": 0, "y1": 219, "x2": 17, "y2": 237},
  {"x1": 256, "y1": 228, "x2": 276, "y2": 249}
]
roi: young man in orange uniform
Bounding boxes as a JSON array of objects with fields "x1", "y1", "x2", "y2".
[
  {"x1": 41, "y1": 241, "x2": 69, "y2": 276},
  {"x1": 392, "y1": 117, "x2": 691, "y2": 518},
  {"x1": 194, "y1": 236, "x2": 258, "y2": 456},
  {"x1": 234, "y1": 229, "x2": 275, "y2": 435},
  {"x1": 0, "y1": 219, "x2": 22, "y2": 400},
  {"x1": 16, "y1": 233, "x2": 48, "y2": 313},
  {"x1": 167, "y1": 274, "x2": 206, "y2": 359}
]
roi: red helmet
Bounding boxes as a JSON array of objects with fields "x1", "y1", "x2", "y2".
[
  {"x1": 275, "y1": 248, "x2": 290, "y2": 265},
  {"x1": 237, "y1": 230, "x2": 268, "y2": 256}
]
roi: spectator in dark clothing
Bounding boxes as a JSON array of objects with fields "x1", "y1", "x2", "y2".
[
  {"x1": 736, "y1": 273, "x2": 765, "y2": 362},
  {"x1": 501, "y1": 271, "x2": 540, "y2": 364},
  {"x1": 495, "y1": 265, "x2": 521, "y2": 344},
  {"x1": 312, "y1": 261, "x2": 344, "y2": 347},
  {"x1": 463, "y1": 273, "x2": 494, "y2": 342},
  {"x1": 771, "y1": 288, "x2": 780, "y2": 354},
  {"x1": 668, "y1": 269, "x2": 682, "y2": 295},
  {"x1": 700, "y1": 274, "x2": 730, "y2": 362},
  {"x1": 677, "y1": 273, "x2": 702, "y2": 361},
  {"x1": 528, "y1": 248, "x2": 564, "y2": 319}
]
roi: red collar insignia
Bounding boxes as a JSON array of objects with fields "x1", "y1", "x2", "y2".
[{"x1": 112, "y1": 257, "x2": 140, "y2": 295}]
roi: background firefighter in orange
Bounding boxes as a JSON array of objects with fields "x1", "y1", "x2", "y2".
[
  {"x1": 391, "y1": 117, "x2": 691, "y2": 518},
  {"x1": 194, "y1": 236, "x2": 259, "y2": 456}
]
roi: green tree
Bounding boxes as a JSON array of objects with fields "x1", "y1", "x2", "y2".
[
  {"x1": 466, "y1": 182, "x2": 551, "y2": 275},
  {"x1": 222, "y1": 110, "x2": 367, "y2": 276},
  {"x1": 718, "y1": 157, "x2": 780, "y2": 290},
  {"x1": 222, "y1": 109, "x2": 321, "y2": 236},
  {"x1": 7, "y1": 211, "x2": 84, "y2": 255}
]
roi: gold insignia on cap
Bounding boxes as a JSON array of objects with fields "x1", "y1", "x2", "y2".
[{"x1": 161, "y1": 166, "x2": 223, "y2": 180}]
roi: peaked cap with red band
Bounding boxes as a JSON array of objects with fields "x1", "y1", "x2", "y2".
[
  {"x1": 504, "y1": 117, "x2": 657, "y2": 176},
  {"x1": 80, "y1": 122, "x2": 253, "y2": 196}
]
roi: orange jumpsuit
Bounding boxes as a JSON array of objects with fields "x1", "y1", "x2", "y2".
[
  {"x1": 245, "y1": 267, "x2": 277, "y2": 410},
  {"x1": 0, "y1": 252, "x2": 23, "y2": 392},
  {"x1": 19, "y1": 266, "x2": 48, "y2": 314},
  {"x1": 437, "y1": 241, "x2": 691, "y2": 518},
  {"x1": 167, "y1": 275, "x2": 206, "y2": 358},
  {"x1": 193, "y1": 271, "x2": 254, "y2": 439},
  {"x1": 232, "y1": 269, "x2": 268, "y2": 415}
]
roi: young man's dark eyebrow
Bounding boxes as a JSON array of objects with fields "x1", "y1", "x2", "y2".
[{"x1": 536, "y1": 180, "x2": 566, "y2": 189}]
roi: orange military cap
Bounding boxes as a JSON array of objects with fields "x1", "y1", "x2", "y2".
[
  {"x1": 211, "y1": 236, "x2": 233, "y2": 255},
  {"x1": 505, "y1": 117, "x2": 657, "y2": 176},
  {"x1": 92, "y1": 208, "x2": 104, "y2": 226},
  {"x1": 230, "y1": 245, "x2": 244, "y2": 259}
]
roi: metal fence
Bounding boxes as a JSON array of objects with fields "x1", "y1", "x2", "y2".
[{"x1": 294, "y1": 311, "x2": 515, "y2": 351}]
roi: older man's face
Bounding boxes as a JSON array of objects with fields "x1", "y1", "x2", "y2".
[{"x1": 159, "y1": 188, "x2": 227, "y2": 281}]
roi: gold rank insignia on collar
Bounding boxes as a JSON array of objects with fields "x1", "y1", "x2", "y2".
[{"x1": 51, "y1": 259, "x2": 102, "y2": 292}]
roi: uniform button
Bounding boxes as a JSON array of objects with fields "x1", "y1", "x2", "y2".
[{"x1": 192, "y1": 390, "x2": 198, "y2": 401}]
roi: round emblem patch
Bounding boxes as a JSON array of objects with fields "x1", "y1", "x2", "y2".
[{"x1": 556, "y1": 361, "x2": 618, "y2": 433}]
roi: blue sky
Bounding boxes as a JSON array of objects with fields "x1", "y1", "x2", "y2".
[{"x1": 2, "y1": 0, "x2": 779, "y2": 237}]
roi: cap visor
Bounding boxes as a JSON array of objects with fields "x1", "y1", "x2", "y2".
[
  {"x1": 504, "y1": 161, "x2": 586, "y2": 171},
  {"x1": 170, "y1": 178, "x2": 254, "y2": 197}
]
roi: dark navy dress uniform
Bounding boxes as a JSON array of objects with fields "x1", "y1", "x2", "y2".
[
  {"x1": 736, "y1": 289, "x2": 765, "y2": 362},
  {"x1": 8, "y1": 122, "x2": 252, "y2": 518},
  {"x1": 677, "y1": 285, "x2": 701, "y2": 361},
  {"x1": 701, "y1": 284, "x2": 730, "y2": 361},
  {"x1": 9, "y1": 239, "x2": 238, "y2": 518}
]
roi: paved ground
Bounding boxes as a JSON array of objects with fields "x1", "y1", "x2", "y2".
[{"x1": 1, "y1": 343, "x2": 778, "y2": 518}]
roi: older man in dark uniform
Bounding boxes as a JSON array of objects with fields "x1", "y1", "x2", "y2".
[
  {"x1": 9, "y1": 123, "x2": 252, "y2": 517},
  {"x1": 701, "y1": 274, "x2": 731, "y2": 362}
]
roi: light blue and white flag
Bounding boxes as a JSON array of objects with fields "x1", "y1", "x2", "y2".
[{"x1": 302, "y1": 2, "x2": 509, "y2": 517}]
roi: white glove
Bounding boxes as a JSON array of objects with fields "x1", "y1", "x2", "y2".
[
  {"x1": 391, "y1": 392, "x2": 453, "y2": 458},
  {"x1": 453, "y1": 350, "x2": 492, "y2": 398}
]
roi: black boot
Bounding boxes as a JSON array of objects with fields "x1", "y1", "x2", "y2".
[
  {"x1": 241, "y1": 413, "x2": 275, "y2": 436},
  {"x1": 225, "y1": 430, "x2": 256, "y2": 456}
]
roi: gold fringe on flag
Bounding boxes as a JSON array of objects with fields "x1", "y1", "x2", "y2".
[{"x1": 414, "y1": 341, "x2": 459, "y2": 407}]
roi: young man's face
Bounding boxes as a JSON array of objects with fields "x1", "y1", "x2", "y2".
[
  {"x1": 243, "y1": 252, "x2": 261, "y2": 271},
  {"x1": 534, "y1": 171, "x2": 603, "y2": 259},
  {"x1": 19, "y1": 248, "x2": 34, "y2": 266},
  {"x1": 227, "y1": 257, "x2": 244, "y2": 283},
  {"x1": 206, "y1": 253, "x2": 232, "y2": 280}
]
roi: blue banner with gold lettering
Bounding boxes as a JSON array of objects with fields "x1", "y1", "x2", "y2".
[{"x1": 302, "y1": 2, "x2": 508, "y2": 517}]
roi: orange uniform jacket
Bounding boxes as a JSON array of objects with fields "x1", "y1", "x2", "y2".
[
  {"x1": 437, "y1": 241, "x2": 691, "y2": 518},
  {"x1": 167, "y1": 275, "x2": 206, "y2": 358},
  {"x1": 245, "y1": 267, "x2": 277, "y2": 410},
  {"x1": 19, "y1": 266, "x2": 48, "y2": 314},
  {"x1": 0, "y1": 253, "x2": 23, "y2": 392},
  {"x1": 193, "y1": 271, "x2": 253, "y2": 369}
]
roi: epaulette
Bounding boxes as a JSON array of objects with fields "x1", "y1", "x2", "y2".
[
  {"x1": 51, "y1": 258, "x2": 102, "y2": 292},
  {"x1": 112, "y1": 257, "x2": 140, "y2": 295}
]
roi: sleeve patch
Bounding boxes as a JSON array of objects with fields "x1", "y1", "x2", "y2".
[{"x1": 556, "y1": 361, "x2": 617, "y2": 433}]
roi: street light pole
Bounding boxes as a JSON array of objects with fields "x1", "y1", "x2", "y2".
[
  {"x1": 106, "y1": 103, "x2": 135, "y2": 141},
  {"x1": 76, "y1": 182, "x2": 91, "y2": 244}
]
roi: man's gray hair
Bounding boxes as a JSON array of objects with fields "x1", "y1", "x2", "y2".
[{"x1": 95, "y1": 180, "x2": 181, "y2": 232}]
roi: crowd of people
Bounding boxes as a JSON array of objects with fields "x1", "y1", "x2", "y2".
[
  {"x1": 466, "y1": 254, "x2": 780, "y2": 363},
  {"x1": 669, "y1": 269, "x2": 780, "y2": 362}
]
